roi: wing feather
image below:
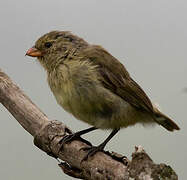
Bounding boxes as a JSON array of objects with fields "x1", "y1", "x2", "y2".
[{"x1": 84, "y1": 45, "x2": 154, "y2": 113}]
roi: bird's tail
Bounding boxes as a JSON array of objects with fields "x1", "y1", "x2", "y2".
[{"x1": 153, "y1": 108, "x2": 180, "y2": 131}]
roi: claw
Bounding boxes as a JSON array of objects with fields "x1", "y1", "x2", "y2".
[
  {"x1": 81, "y1": 144, "x2": 105, "y2": 161},
  {"x1": 59, "y1": 133, "x2": 92, "y2": 152},
  {"x1": 59, "y1": 127, "x2": 97, "y2": 149},
  {"x1": 59, "y1": 133, "x2": 77, "y2": 144}
]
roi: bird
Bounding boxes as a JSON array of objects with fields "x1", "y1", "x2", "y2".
[{"x1": 26, "y1": 31, "x2": 180, "y2": 159}]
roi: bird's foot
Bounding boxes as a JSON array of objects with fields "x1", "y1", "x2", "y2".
[
  {"x1": 59, "y1": 132, "x2": 92, "y2": 149},
  {"x1": 81, "y1": 143, "x2": 105, "y2": 161},
  {"x1": 60, "y1": 133, "x2": 78, "y2": 144},
  {"x1": 59, "y1": 127, "x2": 97, "y2": 148}
]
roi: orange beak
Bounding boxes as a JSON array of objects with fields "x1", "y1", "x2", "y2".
[{"x1": 25, "y1": 47, "x2": 42, "y2": 57}]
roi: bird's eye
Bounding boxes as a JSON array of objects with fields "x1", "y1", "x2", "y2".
[{"x1": 44, "y1": 42, "x2": 52, "y2": 48}]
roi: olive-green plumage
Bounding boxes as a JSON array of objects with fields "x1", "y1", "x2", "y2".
[{"x1": 29, "y1": 31, "x2": 180, "y2": 131}]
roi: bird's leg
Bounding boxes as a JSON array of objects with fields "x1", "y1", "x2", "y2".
[
  {"x1": 81, "y1": 128, "x2": 120, "y2": 161},
  {"x1": 60, "y1": 127, "x2": 97, "y2": 146}
]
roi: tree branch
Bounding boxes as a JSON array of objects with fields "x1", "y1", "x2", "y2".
[{"x1": 0, "y1": 69, "x2": 178, "y2": 180}]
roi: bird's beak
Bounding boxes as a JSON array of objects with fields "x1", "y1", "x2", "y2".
[{"x1": 25, "y1": 47, "x2": 42, "y2": 57}]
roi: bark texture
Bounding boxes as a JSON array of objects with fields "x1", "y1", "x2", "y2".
[{"x1": 0, "y1": 69, "x2": 178, "y2": 180}]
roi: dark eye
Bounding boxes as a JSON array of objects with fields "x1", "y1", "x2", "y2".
[{"x1": 44, "y1": 42, "x2": 52, "y2": 48}]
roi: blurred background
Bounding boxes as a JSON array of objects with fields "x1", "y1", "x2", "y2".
[{"x1": 0, "y1": 0, "x2": 186, "y2": 179}]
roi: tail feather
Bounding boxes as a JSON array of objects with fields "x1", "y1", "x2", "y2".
[{"x1": 154, "y1": 110, "x2": 180, "y2": 132}]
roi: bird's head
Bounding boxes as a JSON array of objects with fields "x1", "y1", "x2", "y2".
[{"x1": 26, "y1": 31, "x2": 88, "y2": 71}]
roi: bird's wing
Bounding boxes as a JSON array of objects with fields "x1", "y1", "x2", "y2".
[{"x1": 84, "y1": 45, "x2": 154, "y2": 113}]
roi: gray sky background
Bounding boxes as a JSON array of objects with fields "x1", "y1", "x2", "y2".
[{"x1": 0, "y1": 0, "x2": 186, "y2": 179}]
